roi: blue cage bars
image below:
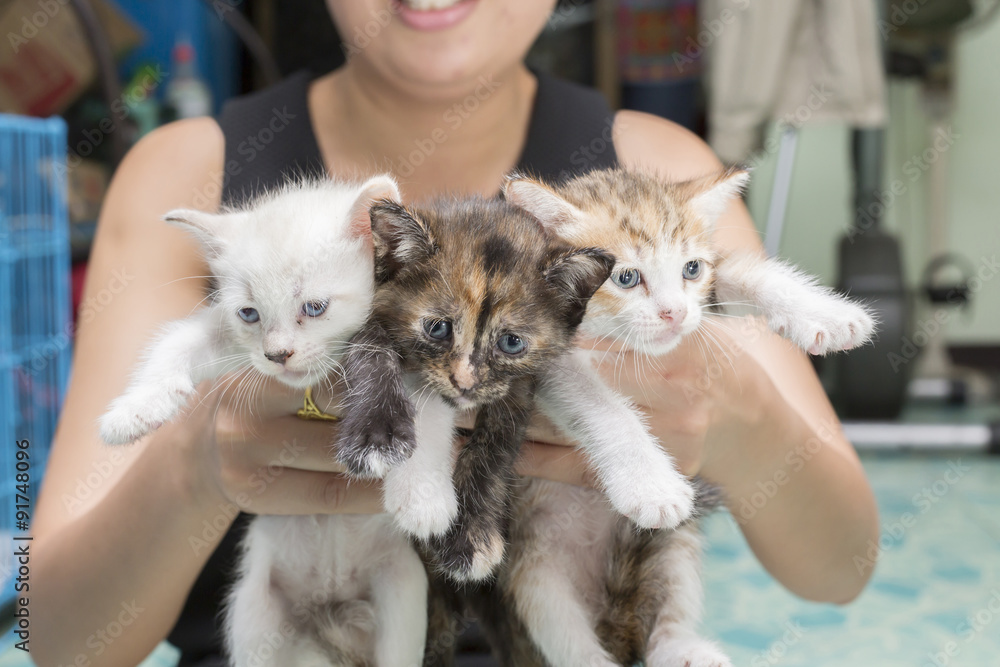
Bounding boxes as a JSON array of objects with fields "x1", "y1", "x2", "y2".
[{"x1": 0, "y1": 114, "x2": 71, "y2": 601}]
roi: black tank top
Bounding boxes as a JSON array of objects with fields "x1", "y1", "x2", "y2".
[{"x1": 167, "y1": 68, "x2": 619, "y2": 664}]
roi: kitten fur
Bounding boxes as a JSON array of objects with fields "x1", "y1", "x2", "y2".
[
  {"x1": 334, "y1": 196, "x2": 614, "y2": 583},
  {"x1": 438, "y1": 167, "x2": 874, "y2": 667},
  {"x1": 99, "y1": 176, "x2": 434, "y2": 666},
  {"x1": 98, "y1": 176, "x2": 395, "y2": 445}
]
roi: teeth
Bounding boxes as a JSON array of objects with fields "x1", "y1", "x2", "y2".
[{"x1": 402, "y1": 0, "x2": 463, "y2": 10}]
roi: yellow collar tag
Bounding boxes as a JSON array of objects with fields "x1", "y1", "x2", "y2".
[{"x1": 296, "y1": 386, "x2": 339, "y2": 421}]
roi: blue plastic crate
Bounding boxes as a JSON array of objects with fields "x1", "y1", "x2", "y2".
[{"x1": 0, "y1": 114, "x2": 71, "y2": 605}]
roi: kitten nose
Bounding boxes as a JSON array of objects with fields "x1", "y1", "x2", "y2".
[
  {"x1": 659, "y1": 306, "x2": 687, "y2": 322},
  {"x1": 450, "y1": 374, "x2": 476, "y2": 393},
  {"x1": 265, "y1": 350, "x2": 293, "y2": 365},
  {"x1": 450, "y1": 360, "x2": 478, "y2": 392}
]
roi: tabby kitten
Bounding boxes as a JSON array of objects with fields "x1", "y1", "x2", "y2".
[
  {"x1": 335, "y1": 196, "x2": 615, "y2": 583},
  {"x1": 461, "y1": 167, "x2": 876, "y2": 667}
]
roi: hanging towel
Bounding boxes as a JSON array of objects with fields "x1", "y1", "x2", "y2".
[{"x1": 702, "y1": 0, "x2": 887, "y2": 164}]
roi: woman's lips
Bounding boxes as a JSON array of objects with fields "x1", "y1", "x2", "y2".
[{"x1": 394, "y1": 0, "x2": 478, "y2": 31}]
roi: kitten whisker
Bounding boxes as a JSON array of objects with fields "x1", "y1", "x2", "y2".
[
  {"x1": 157, "y1": 275, "x2": 218, "y2": 288},
  {"x1": 710, "y1": 301, "x2": 756, "y2": 311},
  {"x1": 187, "y1": 290, "x2": 222, "y2": 313},
  {"x1": 697, "y1": 321, "x2": 741, "y2": 392}
]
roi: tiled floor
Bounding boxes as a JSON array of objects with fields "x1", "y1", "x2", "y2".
[
  {"x1": 4, "y1": 452, "x2": 999, "y2": 666},
  {"x1": 701, "y1": 452, "x2": 1000, "y2": 667}
]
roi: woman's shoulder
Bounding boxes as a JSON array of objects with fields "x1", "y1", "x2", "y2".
[
  {"x1": 118, "y1": 118, "x2": 225, "y2": 196},
  {"x1": 613, "y1": 109, "x2": 724, "y2": 181},
  {"x1": 100, "y1": 118, "x2": 225, "y2": 238},
  {"x1": 130, "y1": 116, "x2": 225, "y2": 167}
]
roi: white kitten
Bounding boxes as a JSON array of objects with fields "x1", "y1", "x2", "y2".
[
  {"x1": 99, "y1": 177, "x2": 395, "y2": 445},
  {"x1": 99, "y1": 176, "x2": 432, "y2": 667}
]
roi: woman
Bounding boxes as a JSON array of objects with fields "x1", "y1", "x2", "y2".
[{"x1": 30, "y1": 1, "x2": 879, "y2": 665}]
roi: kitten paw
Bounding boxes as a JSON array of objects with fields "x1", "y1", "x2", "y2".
[
  {"x1": 99, "y1": 384, "x2": 192, "y2": 445},
  {"x1": 99, "y1": 408, "x2": 160, "y2": 445},
  {"x1": 336, "y1": 404, "x2": 416, "y2": 478},
  {"x1": 383, "y1": 469, "x2": 458, "y2": 539},
  {"x1": 646, "y1": 638, "x2": 733, "y2": 667},
  {"x1": 604, "y1": 455, "x2": 695, "y2": 530},
  {"x1": 772, "y1": 299, "x2": 875, "y2": 356},
  {"x1": 428, "y1": 525, "x2": 505, "y2": 583}
]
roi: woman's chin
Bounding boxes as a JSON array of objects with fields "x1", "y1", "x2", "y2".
[{"x1": 375, "y1": 39, "x2": 503, "y2": 93}]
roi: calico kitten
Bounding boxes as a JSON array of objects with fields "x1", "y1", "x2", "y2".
[
  {"x1": 453, "y1": 167, "x2": 875, "y2": 667},
  {"x1": 335, "y1": 196, "x2": 615, "y2": 583},
  {"x1": 99, "y1": 177, "x2": 434, "y2": 666}
]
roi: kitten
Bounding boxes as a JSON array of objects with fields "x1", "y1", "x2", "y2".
[
  {"x1": 99, "y1": 177, "x2": 433, "y2": 666},
  {"x1": 454, "y1": 166, "x2": 875, "y2": 667},
  {"x1": 99, "y1": 177, "x2": 396, "y2": 445},
  {"x1": 334, "y1": 196, "x2": 615, "y2": 583}
]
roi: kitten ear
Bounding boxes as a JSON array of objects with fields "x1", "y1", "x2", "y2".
[
  {"x1": 348, "y1": 174, "x2": 401, "y2": 240},
  {"x1": 369, "y1": 201, "x2": 437, "y2": 281},
  {"x1": 544, "y1": 247, "x2": 616, "y2": 323},
  {"x1": 163, "y1": 209, "x2": 237, "y2": 256},
  {"x1": 503, "y1": 175, "x2": 587, "y2": 239},
  {"x1": 681, "y1": 168, "x2": 750, "y2": 228}
]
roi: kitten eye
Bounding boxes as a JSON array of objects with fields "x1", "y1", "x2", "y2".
[
  {"x1": 683, "y1": 260, "x2": 702, "y2": 280},
  {"x1": 612, "y1": 268, "x2": 640, "y2": 289},
  {"x1": 423, "y1": 319, "x2": 452, "y2": 340},
  {"x1": 238, "y1": 307, "x2": 259, "y2": 323},
  {"x1": 497, "y1": 333, "x2": 526, "y2": 356},
  {"x1": 302, "y1": 300, "x2": 328, "y2": 317}
]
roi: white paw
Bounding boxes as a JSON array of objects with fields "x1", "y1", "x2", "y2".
[
  {"x1": 452, "y1": 531, "x2": 505, "y2": 584},
  {"x1": 99, "y1": 382, "x2": 193, "y2": 445},
  {"x1": 772, "y1": 298, "x2": 875, "y2": 356},
  {"x1": 603, "y1": 453, "x2": 695, "y2": 530},
  {"x1": 647, "y1": 637, "x2": 733, "y2": 667},
  {"x1": 99, "y1": 400, "x2": 161, "y2": 445},
  {"x1": 383, "y1": 469, "x2": 458, "y2": 539}
]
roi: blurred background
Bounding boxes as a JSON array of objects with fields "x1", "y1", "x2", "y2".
[{"x1": 0, "y1": 0, "x2": 998, "y2": 665}]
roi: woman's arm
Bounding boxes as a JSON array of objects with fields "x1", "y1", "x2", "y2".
[
  {"x1": 29, "y1": 120, "x2": 380, "y2": 667},
  {"x1": 609, "y1": 110, "x2": 880, "y2": 603}
]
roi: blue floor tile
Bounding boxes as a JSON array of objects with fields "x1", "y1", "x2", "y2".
[{"x1": 701, "y1": 452, "x2": 1000, "y2": 667}]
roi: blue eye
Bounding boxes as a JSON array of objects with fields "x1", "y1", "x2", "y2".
[
  {"x1": 683, "y1": 260, "x2": 702, "y2": 280},
  {"x1": 423, "y1": 319, "x2": 452, "y2": 340},
  {"x1": 612, "y1": 268, "x2": 640, "y2": 289},
  {"x1": 497, "y1": 333, "x2": 526, "y2": 355},
  {"x1": 238, "y1": 307, "x2": 259, "y2": 323},
  {"x1": 302, "y1": 300, "x2": 328, "y2": 317}
]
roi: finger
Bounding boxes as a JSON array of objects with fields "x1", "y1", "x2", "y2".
[
  {"x1": 220, "y1": 416, "x2": 353, "y2": 473},
  {"x1": 236, "y1": 469, "x2": 384, "y2": 515},
  {"x1": 516, "y1": 441, "x2": 594, "y2": 487},
  {"x1": 524, "y1": 414, "x2": 572, "y2": 446}
]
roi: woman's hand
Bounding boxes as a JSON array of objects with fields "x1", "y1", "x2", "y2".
[
  {"x1": 516, "y1": 315, "x2": 777, "y2": 487},
  {"x1": 172, "y1": 374, "x2": 384, "y2": 517},
  {"x1": 518, "y1": 309, "x2": 877, "y2": 603}
]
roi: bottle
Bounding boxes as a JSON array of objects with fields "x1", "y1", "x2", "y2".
[
  {"x1": 124, "y1": 63, "x2": 162, "y2": 138},
  {"x1": 164, "y1": 38, "x2": 213, "y2": 120}
]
